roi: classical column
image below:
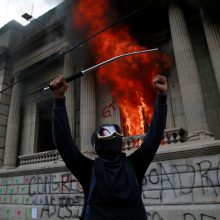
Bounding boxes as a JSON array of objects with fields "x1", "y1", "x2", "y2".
[
  {"x1": 200, "y1": 9, "x2": 220, "y2": 94},
  {"x1": 168, "y1": 3, "x2": 213, "y2": 141},
  {"x1": 80, "y1": 72, "x2": 96, "y2": 156},
  {"x1": 64, "y1": 52, "x2": 75, "y2": 135},
  {"x1": 3, "y1": 77, "x2": 21, "y2": 168}
]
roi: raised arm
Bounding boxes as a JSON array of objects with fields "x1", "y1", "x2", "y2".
[
  {"x1": 128, "y1": 75, "x2": 167, "y2": 177},
  {"x1": 51, "y1": 75, "x2": 93, "y2": 184}
]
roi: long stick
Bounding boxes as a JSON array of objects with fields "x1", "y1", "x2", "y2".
[{"x1": 43, "y1": 48, "x2": 158, "y2": 91}]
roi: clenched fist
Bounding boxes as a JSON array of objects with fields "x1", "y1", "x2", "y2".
[
  {"x1": 153, "y1": 75, "x2": 168, "y2": 96},
  {"x1": 50, "y1": 75, "x2": 68, "y2": 99}
]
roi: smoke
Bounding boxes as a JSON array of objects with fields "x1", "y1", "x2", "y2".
[
  {"x1": 111, "y1": 0, "x2": 169, "y2": 46},
  {"x1": 193, "y1": 0, "x2": 220, "y2": 19},
  {"x1": 110, "y1": 0, "x2": 220, "y2": 46},
  {"x1": 185, "y1": 0, "x2": 220, "y2": 11},
  {"x1": 73, "y1": 0, "x2": 171, "y2": 135}
]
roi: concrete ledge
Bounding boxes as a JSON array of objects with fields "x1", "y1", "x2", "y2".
[
  {"x1": 155, "y1": 139, "x2": 220, "y2": 161},
  {"x1": 0, "y1": 161, "x2": 68, "y2": 177}
]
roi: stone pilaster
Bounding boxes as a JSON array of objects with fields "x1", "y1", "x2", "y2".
[
  {"x1": 80, "y1": 72, "x2": 96, "y2": 157},
  {"x1": 168, "y1": 3, "x2": 213, "y2": 141},
  {"x1": 111, "y1": 103, "x2": 121, "y2": 126},
  {"x1": 200, "y1": 9, "x2": 220, "y2": 94},
  {"x1": 0, "y1": 48, "x2": 11, "y2": 168},
  {"x1": 3, "y1": 77, "x2": 21, "y2": 168},
  {"x1": 97, "y1": 85, "x2": 121, "y2": 126},
  {"x1": 64, "y1": 52, "x2": 75, "y2": 135},
  {"x1": 166, "y1": 89, "x2": 175, "y2": 128}
]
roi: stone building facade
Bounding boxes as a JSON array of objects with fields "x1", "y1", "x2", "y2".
[{"x1": 0, "y1": 0, "x2": 220, "y2": 219}]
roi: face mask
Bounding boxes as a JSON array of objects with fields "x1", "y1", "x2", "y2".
[
  {"x1": 95, "y1": 136, "x2": 123, "y2": 159},
  {"x1": 91, "y1": 124, "x2": 123, "y2": 159}
]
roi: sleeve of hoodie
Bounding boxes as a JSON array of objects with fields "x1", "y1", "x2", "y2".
[
  {"x1": 128, "y1": 95, "x2": 167, "y2": 179},
  {"x1": 52, "y1": 98, "x2": 93, "y2": 187}
]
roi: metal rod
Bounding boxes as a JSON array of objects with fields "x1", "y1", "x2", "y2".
[
  {"x1": 82, "y1": 48, "x2": 158, "y2": 74},
  {"x1": 43, "y1": 48, "x2": 158, "y2": 92}
]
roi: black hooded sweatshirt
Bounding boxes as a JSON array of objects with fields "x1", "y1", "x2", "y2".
[{"x1": 52, "y1": 95, "x2": 167, "y2": 220}]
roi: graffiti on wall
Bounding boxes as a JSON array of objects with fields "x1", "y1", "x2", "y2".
[
  {"x1": 0, "y1": 157, "x2": 220, "y2": 219},
  {"x1": 27, "y1": 172, "x2": 83, "y2": 218},
  {"x1": 183, "y1": 213, "x2": 216, "y2": 220},
  {"x1": 142, "y1": 159, "x2": 220, "y2": 204},
  {"x1": 102, "y1": 100, "x2": 117, "y2": 118},
  {"x1": 146, "y1": 212, "x2": 217, "y2": 220}
]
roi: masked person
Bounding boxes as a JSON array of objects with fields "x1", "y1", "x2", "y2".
[{"x1": 50, "y1": 74, "x2": 167, "y2": 220}]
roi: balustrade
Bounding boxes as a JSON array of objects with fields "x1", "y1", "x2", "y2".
[
  {"x1": 122, "y1": 127, "x2": 186, "y2": 154},
  {"x1": 18, "y1": 128, "x2": 186, "y2": 165},
  {"x1": 19, "y1": 150, "x2": 60, "y2": 165}
]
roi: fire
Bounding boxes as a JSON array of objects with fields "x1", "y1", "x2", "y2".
[{"x1": 73, "y1": 0, "x2": 170, "y2": 136}]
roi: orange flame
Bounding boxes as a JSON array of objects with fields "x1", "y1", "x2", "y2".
[{"x1": 73, "y1": 0, "x2": 170, "y2": 136}]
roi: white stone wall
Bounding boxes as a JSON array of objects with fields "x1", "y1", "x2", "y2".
[{"x1": 1, "y1": 142, "x2": 220, "y2": 220}]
